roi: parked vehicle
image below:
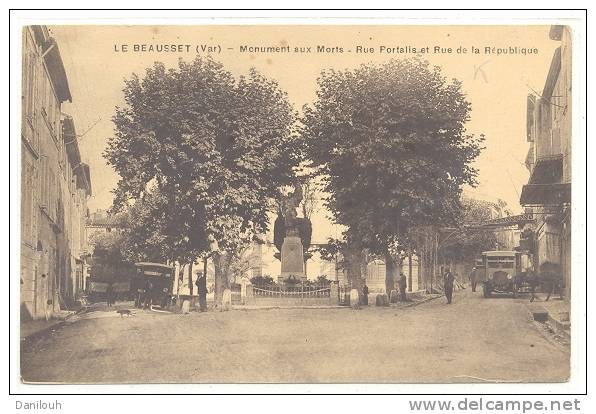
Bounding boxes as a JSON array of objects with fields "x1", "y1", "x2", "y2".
[
  {"x1": 480, "y1": 251, "x2": 532, "y2": 298},
  {"x1": 131, "y1": 262, "x2": 174, "y2": 309}
]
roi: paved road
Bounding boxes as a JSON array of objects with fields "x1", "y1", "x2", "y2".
[{"x1": 21, "y1": 289, "x2": 569, "y2": 383}]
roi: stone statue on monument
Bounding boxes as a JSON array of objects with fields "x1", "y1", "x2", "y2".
[
  {"x1": 280, "y1": 185, "x2": 303, "y2": 235},
  {"x1": 274, "y1": 184, "x2": 312, "y2": 284}
]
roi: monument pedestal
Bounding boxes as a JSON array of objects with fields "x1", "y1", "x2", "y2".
[{"x1": 278, "y1": 235, "x2": 307, "y2": 285}]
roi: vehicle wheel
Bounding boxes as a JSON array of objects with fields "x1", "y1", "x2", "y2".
[{"x1": 483, "y1": 285, "x2": 491, "y2": 298}]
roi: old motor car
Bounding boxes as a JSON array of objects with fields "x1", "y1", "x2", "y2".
[
  {"x1": 481, "y1": 251, "x2": 523, "y2": 298},
  {"x1": 131, "y1": 262, "x2": 174, "y2": 309}
]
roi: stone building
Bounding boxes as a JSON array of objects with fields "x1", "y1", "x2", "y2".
[
  {"x1": 21, "y1": 26, "x2": 91, "y2": 320},
  {"x1": 520, "y1": 25, "x2": 572, "y2": 301}
]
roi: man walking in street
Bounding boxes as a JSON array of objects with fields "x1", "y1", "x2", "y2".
[
  {"x1": 444, "y1": 268, "x2": 455, "y2": 304},
  {"x1": 398, "y1": 272, "x2": 408, "y2": 302},
  {"x1": 469, "y1": 266, "x2": 479, "y2": 292}
]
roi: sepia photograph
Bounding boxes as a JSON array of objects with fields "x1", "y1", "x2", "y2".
[{"x1": 13, "y1": 14, "x2": 585, "y2": 391}]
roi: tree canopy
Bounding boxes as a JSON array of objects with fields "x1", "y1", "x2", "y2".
[
  {"x1": 301, "y1": 58, "x2": 484, "y2": 284},
  {"x1": 439, "y1": 197, "x2": 499, "y2": 263},
  {"x1": 104, "y1": 57, "x2": 302, "y2": 265},
  {"x1": 88, "y1": 230, "x2": 135, "y2": 283}
]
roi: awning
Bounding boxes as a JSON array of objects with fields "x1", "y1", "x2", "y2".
[
  {"x1": 62, "y1": 115, "x2": 81, "y2": 166},
  {"x1": 76, "y1": 163, "x2": 92, "y2": 197},
  {"x1": 42, "y1": 37, "x2": 72, "y2": 103},
  {"x1": 528, "y1": 155, "x2": 563, "y2": 185},
  {"x1": 520, "y1": 183, "x2": 571, "y2": 206}
]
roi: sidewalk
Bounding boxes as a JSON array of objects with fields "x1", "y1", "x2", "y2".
[{"x1": 526, "y1": 294, "x2": 570, "y2": 341}]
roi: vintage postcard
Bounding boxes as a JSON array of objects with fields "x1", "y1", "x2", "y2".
[{"x1": 14, "y1": 13, "x2": 586, "y2": 392}]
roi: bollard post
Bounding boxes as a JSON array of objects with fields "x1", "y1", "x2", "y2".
[
  {"x1": 350, "y1": 288, "x2": 360, "y2": 308},
  {"x1": 330, "y1": 282, "x2": 339, "y2": 305},
  {"x1": 221, "y1": 289, "x2": 232, "y2": 311}
]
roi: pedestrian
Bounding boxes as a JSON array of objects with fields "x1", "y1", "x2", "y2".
[
  {"x1": 469, "y1": 266, "x2": 479, "y2": 293},
  {"x1": 362, "y1": 283, "x2": 369, "y2": 306},
  {"x1": 106, "y1": 283, "x2": 114, "y2": 307},
  {"x1": 144, "y1": 279, "x2": 153, "y2": 309},
  {"x1": 398, "y1": 272, "x2": 408, "y2": 302},
  {"x1": 444, "y1": 268, "x2": 455, "y2": 304},
  {"x1": 195, "y1": 273, "x2": 208, "y2": 312}
]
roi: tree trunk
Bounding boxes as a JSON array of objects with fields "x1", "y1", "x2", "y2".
[
  {"x1": 188, "y1": 261, "x2": 194, "y2": 296},
  {"x1": 384, "y1": 253, "x2": 396, "y2": 294},
  {"x1": 345, "y1": 243, "x2": 364, "y2": 294},
  {"x1": 213, "y1": 252, "x2": 231, "y2": 306},
  {"x1": 213, "y1": 252, "x2": 224, "y2": 306},
  {"x1": 419, "y1": 227, "x2": 434, "y2": 293}
]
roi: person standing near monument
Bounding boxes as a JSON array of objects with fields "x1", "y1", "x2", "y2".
[
  {"x1": 398, "y1": 272, "x2": 408, "y2": 302},
  {"x1": 444, "y1": 268, "x2": 455, "y2": 304},
  {"x1": 196, "y1": 273, "x2": 208, "y2": 312}
]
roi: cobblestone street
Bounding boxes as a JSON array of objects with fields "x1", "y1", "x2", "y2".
[{"x1": 21, "y1": 290, "x2": 569, "y2": 384}]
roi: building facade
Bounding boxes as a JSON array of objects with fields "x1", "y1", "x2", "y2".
[
  {"x1": 520, "y1": 25, "x2": 572, "y2": 300},
  {"x1": 86, "y1": 209, "x2": 125, "y2": 239},
  {"x1": 21, "y1": 26, "x2": 91, "y2": 320}
]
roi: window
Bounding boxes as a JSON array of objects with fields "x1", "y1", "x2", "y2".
[
  {"x1": 39, "y1": 156, "x2": 49, "y2": 210},
  {"x1": 39, "y1": 68, "x2": 60, "y2": 143},
  {"x1": 21, "y1": 152, "x2": 37, "y2": 246},
  {"x1": 21, "y1": 29, "x2": 39, "y2": 154},
  {"x1": 501, "y1": 261, "x2": 514, "y2": 269},
  {"x1": 39, "y1": 156, "x2": 57, "y2": 223},
  {"x1": 39, "y1": 70, "x2": 46, "y2": 116},
  {"x1": 48, "y1": 169, "x2": 57, "y2": 222},
  {"x1": 487, "y1": 256, "x2": 515, "y2": 269}
]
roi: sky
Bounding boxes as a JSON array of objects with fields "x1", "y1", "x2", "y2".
[{"x1": 49, "y1": 25, "x2": 560, "y2": 252}]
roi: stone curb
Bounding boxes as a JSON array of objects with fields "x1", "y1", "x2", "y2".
[
  {"x1": 525, "y1": 302, "x2": 570, "y2": 348},
  {"x1": 548, "y1": 314, "x2": 571, "y2": 342}
]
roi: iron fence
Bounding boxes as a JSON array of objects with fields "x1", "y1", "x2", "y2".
[{"x1": 252, "y1": 284, "x2": 331, "y2": 298}]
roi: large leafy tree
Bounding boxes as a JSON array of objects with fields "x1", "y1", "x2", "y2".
[
  {"x1": 439, "y1": 197, "x2": 498, "y2": 263},
  {"x1": 88, "y1": 230, "x2": 135, "y2": 283},
  {"x1": 302, "y1": 58, "x2": 484, "y2": 293},
  {"x1": 105, "y1": 57, "x2": 301, "y2": 304}
]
